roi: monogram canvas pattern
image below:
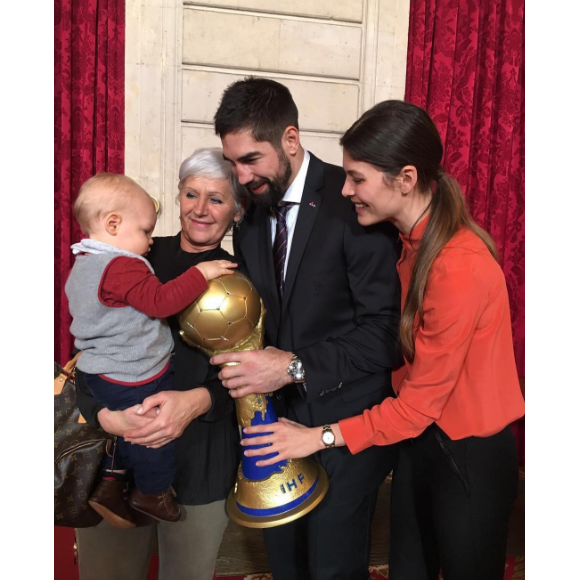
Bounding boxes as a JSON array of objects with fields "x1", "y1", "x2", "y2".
[{"x1": 54, "y1": 362, "x2": 111, "y2": 528}]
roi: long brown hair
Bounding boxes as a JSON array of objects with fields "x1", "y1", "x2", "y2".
[{"x1": 341, "y1": 101, "x2": 497, "y2": 362}]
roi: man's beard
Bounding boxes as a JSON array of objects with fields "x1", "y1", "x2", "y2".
[{"x1": 246, "y1": 152, "x2": 292, "y2": 209}]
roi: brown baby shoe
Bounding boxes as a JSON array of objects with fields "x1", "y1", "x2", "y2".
[
  {"x1": 88, "y1": 479, "x2": 136, "y2": 529},
  {"x1": 128, "y1": 487, "x2": 181, "y2": 522}
]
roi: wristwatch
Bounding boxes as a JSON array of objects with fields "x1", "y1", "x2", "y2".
[
  {"x1": 321, "y1": 425, "x2": 335, "y2": 448},
  {"x1": 287, "y1": 354, "x2": 306, "y2": 383}
]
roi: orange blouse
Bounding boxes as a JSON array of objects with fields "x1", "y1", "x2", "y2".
[{"x1": 339, "y1": 216, "x2": 525, "y2": 454}]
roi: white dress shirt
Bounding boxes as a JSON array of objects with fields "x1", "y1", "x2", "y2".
[{"x1": 270, "y1": 150, "x2": 311, "y2": 281}]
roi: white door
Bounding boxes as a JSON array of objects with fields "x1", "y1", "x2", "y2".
[{"x1": 125, "y1": 0, "x2": 410, "y2": 251}]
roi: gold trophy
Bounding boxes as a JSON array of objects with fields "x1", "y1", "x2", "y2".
[{"x1": 178, "y1": 272, "x2": 329, "y2": 528}]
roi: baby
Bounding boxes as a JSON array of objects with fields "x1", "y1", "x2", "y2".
[{"x1": 65, "y1": 173, "x2": 236, "y2": 528}]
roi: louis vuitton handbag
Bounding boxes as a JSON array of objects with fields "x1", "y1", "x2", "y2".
[{"x1": 54, "y1": 353, "x2": 111, "y2": 527}]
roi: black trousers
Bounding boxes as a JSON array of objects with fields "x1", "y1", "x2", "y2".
[
  {"x1": 264, "y1": 440, "x2": 397, "y2": 580},
  {"x1": 262, "y1": 443, "x2": 395, "y2": 580},
  {"x1": 389, "y1": 424, "x2": 519, "y2": 580}
]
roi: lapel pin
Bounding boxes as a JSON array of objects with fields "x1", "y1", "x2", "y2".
[{"x1": 309, "y1": 201, "x2": 316, "y2": 208}]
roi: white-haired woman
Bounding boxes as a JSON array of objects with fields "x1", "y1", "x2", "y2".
[{"x1": 75, "y1": 148, "x2": 249, "y2": 580}]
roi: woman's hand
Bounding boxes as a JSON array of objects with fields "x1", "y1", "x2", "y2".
[
  {"x1": 123, "y1": 388, "x2": 212, "y2": 448},
  {"x1": 241, "y1": 418, "x2": 325, "y2": 466},
  {"x1": 97, "y1": 406, "x2": 158, "y2": 437}
]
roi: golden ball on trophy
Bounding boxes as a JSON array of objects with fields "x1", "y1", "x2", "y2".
[{"x1": 179, "y1": 272, "x2": 262, "y2": 352}]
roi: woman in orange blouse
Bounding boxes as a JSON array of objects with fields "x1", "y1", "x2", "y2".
[{"x1": 243, "y1": 100, "x2": 525, "y2": 580}]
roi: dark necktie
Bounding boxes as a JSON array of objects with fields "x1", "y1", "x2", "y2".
[{"x1": 272, "y1": 202, "x2": 294, "y2": 301}]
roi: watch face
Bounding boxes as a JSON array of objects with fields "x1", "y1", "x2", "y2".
[
  {"x1": 289, "y1": 358, "x2": 305, "y2": 382},
  {"x1": 322, "y1": 430, "x2": 334, "y2": 445}
]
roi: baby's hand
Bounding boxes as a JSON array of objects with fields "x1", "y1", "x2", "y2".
[{"x1": 196, "y1": 260, "x2": 238, "y2": 281}]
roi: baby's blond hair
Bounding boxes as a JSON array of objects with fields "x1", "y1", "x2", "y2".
[{"x1": 74, "y1": 173, "x2": 148, "y2": 234}]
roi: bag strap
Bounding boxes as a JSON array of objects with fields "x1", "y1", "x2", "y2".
[
  {"x1": 54, "y1": 351, "x2": 82, "y2": 398},
  {"x1": 63, "y1": 351, "x2": 82, "y2": 376}
]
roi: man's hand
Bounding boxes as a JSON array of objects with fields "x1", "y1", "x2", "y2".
[{"x1": 211, "y1": 347, "x2": 294, "y2": 398}]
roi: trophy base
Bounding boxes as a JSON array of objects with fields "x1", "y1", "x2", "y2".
[{"x1": 226, "y1": 462, "x2": 329, "y2": 529}]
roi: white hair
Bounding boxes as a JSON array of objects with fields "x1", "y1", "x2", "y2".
[{"x1": 178, "y1": 147, "x2": 247, "y2": 213}]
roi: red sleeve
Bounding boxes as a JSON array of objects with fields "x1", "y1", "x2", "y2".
[
  {"x1": 99, "y1": 256, "x2": 208, "y2": 318},
  {"x1": 339, "y1": 255, "x2": 486, "y2": 454}
]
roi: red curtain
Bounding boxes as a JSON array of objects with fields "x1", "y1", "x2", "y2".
[
  {"x1": 405, "y1": 0, "x2": 525, "y2": 373},
  {"x1": 54, "y1": 1, "x2": 125, "y2": 574},
  {"x1": 405, "y1": 0, "x2": 525, "y2": 461},
  {"x1": 55, "y1": 0, "x2": 125, "y2": 365}
]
